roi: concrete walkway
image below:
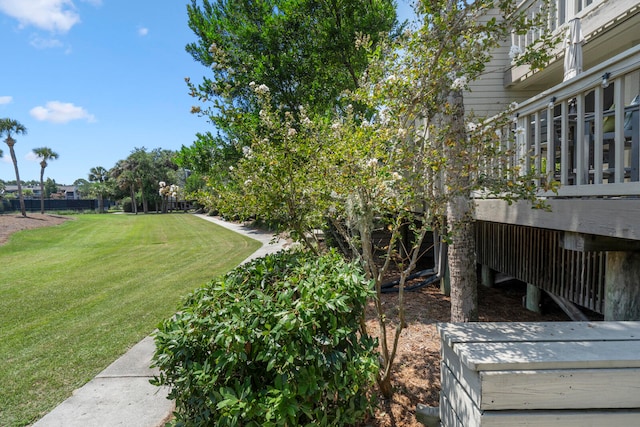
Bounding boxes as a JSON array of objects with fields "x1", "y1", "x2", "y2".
[{"x1": 33, "y1": 215, "x2": 287, "y2": 427}]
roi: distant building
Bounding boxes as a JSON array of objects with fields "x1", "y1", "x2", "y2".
[{"x1": 3, "y1": 184, "x2": 80, "y2": 200}]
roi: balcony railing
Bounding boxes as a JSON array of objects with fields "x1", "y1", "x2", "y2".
[
  {"x1": 509, "y1": 44, "x2": 640, "y2": 197},
  {"x1": 511, "y1": 0, "x2": 603, "y2": 58}
]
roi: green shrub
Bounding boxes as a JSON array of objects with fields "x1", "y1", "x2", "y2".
[{"x1": 151, "y1": 250, "x2": 378, "y2": 427}]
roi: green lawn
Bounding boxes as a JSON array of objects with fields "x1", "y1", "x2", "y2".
[{"x1": 0, "y1": 213, "x2": 262, "y2": 427}]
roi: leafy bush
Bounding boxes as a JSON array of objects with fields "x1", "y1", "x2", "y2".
[{"x1": 152, "y1": 250, "x2": 378, "y2": 426}]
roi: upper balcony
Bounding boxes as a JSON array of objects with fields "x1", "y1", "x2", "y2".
[
  {"x1": 507, "y1": 44, "x2": 640, "y2": 198},
  {"x1": 506, "y1": 0, "x2": 640, "y2": 90}
]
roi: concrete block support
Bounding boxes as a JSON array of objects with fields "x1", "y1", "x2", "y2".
[
  {"x1": 526, "y1": 283, "x2": 542, "y2": 313},
  {"x1": 480, "y1": 264, "x2": 495, "y2": 288}
]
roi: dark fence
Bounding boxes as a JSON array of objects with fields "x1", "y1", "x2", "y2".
[{"x1": 7, "y1": 199, "x2": 112, "y2": 212}]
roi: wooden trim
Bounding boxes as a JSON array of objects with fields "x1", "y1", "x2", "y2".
[{"x1": 475, "y1": 199, "x2": 640, "y2": 240}]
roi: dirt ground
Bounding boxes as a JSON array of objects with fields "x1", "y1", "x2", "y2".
[
  {"x1": 0, "y1": 214, "x2": 571, "y2": 426},
  {"x1": 364, "y1": 275, "x2": 570, "y2": 427},
  {"x1": 0, "y1": 213, "x2": 69, "y2": 246}
]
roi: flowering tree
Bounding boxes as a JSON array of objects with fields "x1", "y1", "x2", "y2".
[
  {"x1": 179, "y1": 0, "x2": 400, "y2": 210},
  {"x1": 218, "y1": 84, "x2": 331, "y2": 253},
  {"x1": 159, "y1": 181, "x2": 181, "y2": 213},
  {"x1": 357, "y1": 0, "x2": 559, "y2": 322}
]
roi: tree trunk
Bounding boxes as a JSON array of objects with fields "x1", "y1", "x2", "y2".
[
  {"x1": 130, "y1": 185, "x2": 137, "y2": 214},
  {"x1": 447, "y1": 195, "x2": 478, "y2": 322},
  {"x1": 7, "y1": 142, "x2": 26, "y2": 217},
  {"x1": 39, "y1": 164, "x2": 46, "y2": 214},
  {"x1": 444, "y1": 88, "x2": 478, "y2": 322}
]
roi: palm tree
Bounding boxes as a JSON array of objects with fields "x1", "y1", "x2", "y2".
[
  {"x1": 0, "y1": 118, "x2": 28, "y2": 217},
  {"x1": 110, "y1": 159, "x2": 138, "y2": 214},
  {"x1": 88, "y1": 166, "x2": 109, "y2": 212},
  {"x1": 32, "y1": 147, "x2": 60, "y2": 214}
]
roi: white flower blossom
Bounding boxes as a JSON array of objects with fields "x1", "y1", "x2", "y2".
[
  {"x1": 514, "y1": 126, "x2": 525, "y2": 136},
  {"x1": 476, "y1": 32, "x2": 489, "y2": 45},
  {"x1": 397, "y1": 128, "x2": 407, "y2": 138},
  {"x1": 391, "y1": 172, "x2": 402, "y2": 181},
  {"x1": 509, "y1": 45, "x2": 523, "y2": 60},
  {"x1": 254, "y1": 83, "x2": 270, "y2": 95},
  {"x1": 509, "y1": 101, "x2": 519, "y2": 111},
  {"x1": 244, "y1": 179, "x2": 252, "y2": 186},
  {"x1": 242, "y1": 146, "x2": 253, "y2": 157},
  {"x1": 451, "y1": 75, "x2": 468, "y2": 90},
  {"x1": 330, "y1": 191, "x2": 339, "y2": 199},
  {"x1": 229, "y1": 165, "x2": 234, "y2": 171},
  {"x1": 331, "y1": 122, "x2": 341, "y2": 130},
  {"x1": 365, "y1": 158, "x2": 378, "y2": 168},
  {"x1": 467, "y1": 122, "x2": 478, "y2": 132},
  {"x1": 159, "y1": 181, "x2": 166, "y2": 187},
  {"x1": 378, "y1": 108, "x2": 390, "y2": 125},
  {"x1": 287, "y1": 128, "x2": 297, "y2": 137}
]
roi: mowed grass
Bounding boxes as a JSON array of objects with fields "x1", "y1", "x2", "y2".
[{"x1": 0, "y1": 213, "x2": 262, "y2": 426}]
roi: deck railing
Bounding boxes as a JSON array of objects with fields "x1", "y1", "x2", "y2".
[
  {"x1": 511, "y1": 0, "x2": 603, "y2": 60},
  {"x1": 508, "y1": 44, "x2": 640, "y2": 197}
]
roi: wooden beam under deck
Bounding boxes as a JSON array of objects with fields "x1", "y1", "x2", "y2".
[{"x1": 475, "y1": 199, "x2": 640, "y2": 241}]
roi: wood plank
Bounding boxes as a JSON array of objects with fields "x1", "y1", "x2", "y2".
[
  {"x1": 441, "y1": 349, "x2": 482, "y2": 407},
  {"x1": 438, "y1": 321, "x2": 640, "y2": 348},
  {"x1": 456, "y1": 340, "x2": 640, "y2": 371},
  {"x1": 561, "y1": 231, "x2": 640, "y2": 251},
  {"x1": 474, "y1": 198, "x2": 640, "y2": 240},
  {"x1": 441, "y1": 362, "x2": 483, "y2": 427},
  {"x1": 544, "y1": 291, "x2": 589, "y2": 321},
  {"x1": 480, "y1": 368, "x2": 640, "y2": 410},
  {"x1": 440, "y1": 393, "x2": 464, "y2": 427},
  {"x1": 480, "y1": 409, "x2": 640, "y2": 427}
]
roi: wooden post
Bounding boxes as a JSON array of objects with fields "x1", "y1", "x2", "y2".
[
  {"x1": 605, "y1": 252, "x2": 640, "y2": 320},
  {"x1": 480, "y1": 264, "x2": 495, "y2": 288},
  {"x1": 526, "y1": 283, "x2": 541, "y2": 313},
  {"x1": 441, "y1": 260, "x2": 451, "y2": 297}
]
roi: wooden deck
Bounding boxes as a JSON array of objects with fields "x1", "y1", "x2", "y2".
[{"x1": 438, "y1": 321, "x2": 640, "y2": 426}]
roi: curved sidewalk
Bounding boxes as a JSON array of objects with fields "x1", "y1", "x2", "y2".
[{"x1": 33, "y1": 215, "x2": 287, "y2": 427}]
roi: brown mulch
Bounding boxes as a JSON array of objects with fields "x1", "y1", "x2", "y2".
[
  {"x1": 0, "y1": 214, "x2": 572, "y2": 426},
  {"x1": 0, "y1": 213, "x2": 69, "y2": 246},
  {"x1": 363, "y1": 272, "x2": 571, "y2": 427}
]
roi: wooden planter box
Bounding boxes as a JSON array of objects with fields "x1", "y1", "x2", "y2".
[{"x1": 438, "y1": 321, "x2": 640, "y2": 426}]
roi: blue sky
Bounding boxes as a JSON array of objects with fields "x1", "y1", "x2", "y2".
[{"x1": 0, "y1": 0, "x2": 416, "y2": 185}]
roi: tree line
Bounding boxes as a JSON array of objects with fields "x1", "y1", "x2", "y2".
[
  {"x1": 0, "y1": 118, "x2": 183, "y2": 215},
  {"x1": 81, "y1": 147, "x2": 183, "y2": 214}
]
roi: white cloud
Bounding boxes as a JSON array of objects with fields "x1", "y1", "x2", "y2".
[
  {"x1": 30, "y1": 101, "x2": 96, "y2": 124},
  {"x1": 138, "y1": 27, "x2": 149, "y2": 36},
  {"x1": 0, "y1": 0, "x2": 81, "y2": 33},
  {"x1": 30, "y1": 35, "x2": 64, "y2": 49},
  {"x1": 0, "y1": 96, "x2": 12, "y2": 105}
]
